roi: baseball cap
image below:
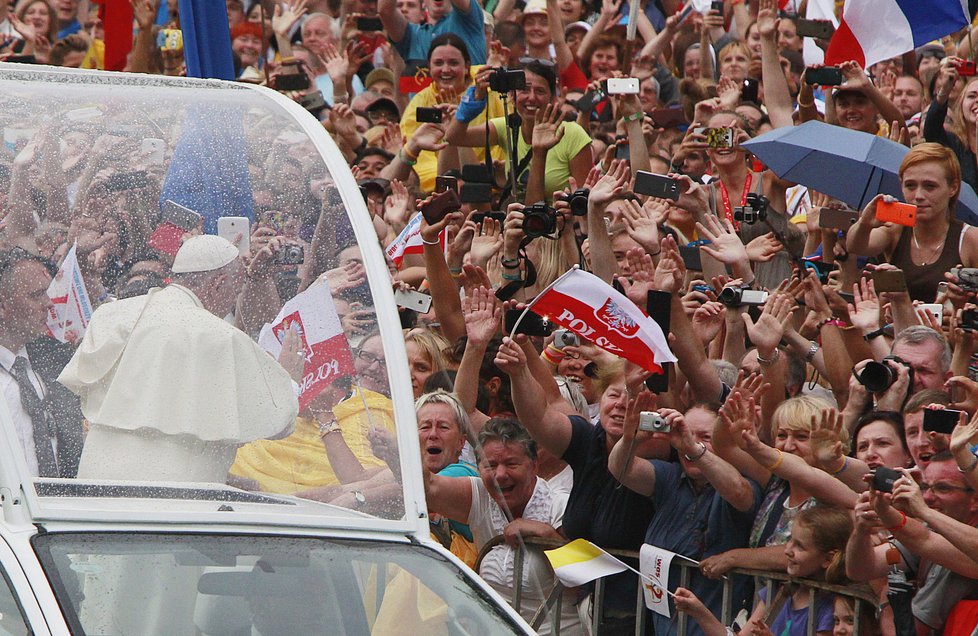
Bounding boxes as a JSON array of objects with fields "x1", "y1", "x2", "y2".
[{"x1": 172, "y1": 235, "x2": 240, "y2": 274}]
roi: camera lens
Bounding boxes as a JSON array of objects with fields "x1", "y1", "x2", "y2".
[
  {"x1": 717, "y1": 287, "x2": 742, "y2": 306},
  {"x1": 857, "y1": 361, "x2": 895, "y2": 393}
]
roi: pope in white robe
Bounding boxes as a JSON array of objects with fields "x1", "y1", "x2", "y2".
[{"x1": 58, "y1": 235, "x2": 299, "y2": 484}]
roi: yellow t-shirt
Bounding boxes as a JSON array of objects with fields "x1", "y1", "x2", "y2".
[
  {"x1": 230, "y1": 388, "x2": 395, "y2": 494},
  {"x1": 490, "y1": 117, "x2": 591, "y2": 201},
  {"x1": 400, "y1": 82, "x2": 506, "y2": 193}
]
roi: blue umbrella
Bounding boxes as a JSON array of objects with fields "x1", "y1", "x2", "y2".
[{"x1": 742, "y1": 120, "x2": 978, "y2": 225}]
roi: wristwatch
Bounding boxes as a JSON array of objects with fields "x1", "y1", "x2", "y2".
[
  {"x1": 318, "y1": 419, "x2": 342, "y2": 438},
  {"x1": 863, "y1": 326, "x2": 887, "y2": 341}
]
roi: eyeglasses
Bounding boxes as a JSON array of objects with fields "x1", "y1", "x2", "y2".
[
  {"x1": 357, "y1": 350, "x2": 385, "y2": 366},
  {"x1": 920, "y1": 482, "x2": 974, "y2": 495},
  {"x1": 519, "y1": 57, "x2": 556, "y2": 68}
]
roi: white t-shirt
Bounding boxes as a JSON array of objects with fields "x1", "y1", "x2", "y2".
[{"x1": 466, "y1": 476, "x2": 582, "y2": 636}]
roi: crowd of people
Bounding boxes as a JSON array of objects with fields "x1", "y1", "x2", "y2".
[{"x1": 9, "y1": 0, "x2": 978, "y2": 634}]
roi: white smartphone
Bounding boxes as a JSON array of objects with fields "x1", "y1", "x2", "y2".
[
  {"x1": 394, "y1": 289, "x2": 432, "y2": 314},
  {"x1": 140, "y1": 137, "x2": 166, "y2": 165},
  {"x1": 919, "y1": 303, "x2": 942, "y2": 323},
  {"x1": 65, "y1": 106, "x2": 102, "y2": 122},
  {"x1": 217, "y1": 216, "x2": 251, "y2": 256},
  {"x1": 605, "y1": 77, "x2": 640, "y2": 95}
]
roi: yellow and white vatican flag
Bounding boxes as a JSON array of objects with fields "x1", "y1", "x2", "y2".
[{"x1": 544, "y1": 539, "x2": 629, "y2": 588}]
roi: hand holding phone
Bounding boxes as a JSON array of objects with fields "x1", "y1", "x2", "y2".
[
  {"x1": 420, "y1": 189, "x2": 461, "y2": 224},
  {"x1": 875, "y1": 200, "x2": 917, "y2": 227}
]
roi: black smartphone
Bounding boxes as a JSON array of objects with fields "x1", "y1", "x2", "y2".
[
  {"x1": 742, "y1": 78, "x2": 759, "y2": 104},
  {"x1": 461, "y1": 163, "x2": 494, "y2": 183},
  {"x1": 795, "y1": 18, "x2": 835, "y2": 40},
  {"x1": 298, "y1": 90, "x2": 328, "y2": 114},
  {"x1": 575, "y1": 90, "x2": 605, "y2": 112},
  {"x1": 634, "y1": 171, "x2": 680, "y2": 201},
  {"x1": 461, "y1": 184, "x2": 493, "y2": 204},
  {"x1": 650, "y1": 108, "x2": 687, "y2": 128},
  {"x1": 420, "y1": 189, "x2": 461, "y2": 224},
  {"x1": 272, "y1": 72, "x2": 310, "y2": 92},
  {"x1": 416, "y1": 107, "x2": 443, "y2": 123},
  {"x1": 106, "y1": 170, "x2": 151, "y2": 192},
  {"x1": 615, "y1": 144, "x2": 630, "y2": 160},
  {"x1": 872, "y1": 466, "x2": 901, "y2": 493},
  {"x1": 356, "y1": 15, "x2": 383, "y2": 31},
  {"x1": 679, "y1": 244, "x2": 703, "y2": 271},
  {"x1": 802, "y1": 259, "x2": 837, "y2": 284},
  {"x1": 472, "y1": 210, "x2": 506, "y2": 224},
  {"x1": 818, "y1": 207, "x2": 860, "y2": 230},
  {"x1": 435, "y1": 175, "x2": 458, "y2": 193},
  {"x1": 923, "y1": 408, "x2": 962, "y2": 435},
  {"x1": 161, "y1": 199, "x2": 203, "y2": 232},
  {"x1": 710, "y1": 0, "x2": 724, "y2": 13},
  {"x1": 504, "y1": 308, "x2": 552, "y2": 337},
  {"x1": 805, "y1": 66, "x2": 844, "y2": 86}
]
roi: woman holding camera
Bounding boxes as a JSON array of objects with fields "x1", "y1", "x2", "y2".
[
  {"x1": 676, "y1": 109, "x2": 803, "y2": 289},
  {"x1": 445, "y1": 57, "x2": 592, "y2": 203},
  {"x1": 847, "y1": 143, "x2": 978, "y2": 301},
  {"x1": 924, "y1": 56, "x2": 978, "y2": 193},
  {"x1": 400, "y1": 34, "x2": 506, "y2": 193}
]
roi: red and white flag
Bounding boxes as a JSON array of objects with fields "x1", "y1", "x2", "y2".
[
  {"x1": 259, "y1": 281, "x2": 357, "y2": 409},
  {"x1": 385, "y1": 212, "x2": 446, "y2": 269},
  {"x1": 527, "y1": 268, "x2": 676, "y2": 374},
  {"x1": 46, "y1": 243, "x2": 94, "y2": 345}
]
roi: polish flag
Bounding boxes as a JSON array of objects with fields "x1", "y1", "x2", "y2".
[
  {"x1": 259, "y1": 280, "x2": 357, "y2": 409},
  {"x1": 46, "y1": 243, "x2": 93, "y2": 345},
  {"x1": 385, "y1": 212, "x2": 447, "y2": 269},
  {"x1": 526, "y1": 267, "x2": 676, "y2": 374}
]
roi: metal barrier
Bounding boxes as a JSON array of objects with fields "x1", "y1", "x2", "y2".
[{"x1": 475, "y1": 536, "x2": 880, "y2": 636}]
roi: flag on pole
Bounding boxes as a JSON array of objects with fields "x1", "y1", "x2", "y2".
[
  {"x1": 640, "y1": 544, "x2": 678, "y2": 617},
  {"x1": 385, "y1": 212, "x2": 447, "y2": 269},
  {"x1": 91, "y1": 0, "x2": 133, "y2": 72},
  {"x1": 259, "y1": 280, "x2": 357, "y2": 410},
  {"x1": 825, "y1": 0, "x2": 968, "y2": 69},
  {"x1": 525, "y1": 268, "x2": 676, "y2": 374},
  {"x1": 544, "y1": 539, "x2": 629, "y2": 587},
  {"x1": 46, "y1": 244, "x2": 94, "y2": 345}
]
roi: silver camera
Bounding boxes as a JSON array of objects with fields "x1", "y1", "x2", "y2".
[
  {"x1": 552, "y1": 329, "x2": 580, "y2": 349},
  {"x1": 639, "y1": 411, "x2": 670, "y2": 433}
]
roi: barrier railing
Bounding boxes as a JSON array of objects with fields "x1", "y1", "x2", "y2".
[{"x1": 475, "y1": 536, "x2": 879, "y2": 636}]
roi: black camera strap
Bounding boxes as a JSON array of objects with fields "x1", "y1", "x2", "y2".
[
  {"x1": 494, "y1": 242, "x2": 538, "y2": 301},
  {"x1": 497, "y1": 152, "x2": 534, "y2": 207}
]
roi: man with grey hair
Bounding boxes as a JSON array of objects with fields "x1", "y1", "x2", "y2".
[
  {"x1": 891, "y1": 325, "x2": 952, "y2": 394},
  {"x1": 59, "y1": 235, "x2": 301, "y2": 483}
]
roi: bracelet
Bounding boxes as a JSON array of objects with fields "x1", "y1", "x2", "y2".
[
  {"x1": 318, "y1": 419, "x2": 342, "y2": 438},
  {"x1": 863, "y1": 326, "x2": 887, "y2": 341},
  {"x1": 399, "y1": 148, "x2": 418, "y2": 166},
  {"x1": 541, "y1": 346, "x2": 565, "y2": 365},
  {"x1": 796, "y1": 94, "x2": 814, "y2": 108},
  {"x1": 756, "y1": 348, "x2": 781, "y2": 366},
  {"x1": 449, "y1": 267, "x2": 462, "y2": 274},
  {"x1": 623, "y1": 111, "x2": 644, "y2": 123},
  {"x1": 420, "y1": 236, "x2": 441, "y2": 245},
  {"x1": 765, "y1": 448, "x2": 784, "y2": 471},
  {"x1": 831, "y1": 456, "x2": 849, "y2": 477},
  {"x1": 958, "y1": 452, "x2": 978, "y2": 474},
  {"x1": 805, "y1": 341, "x2": 819, "y2": 362},
  {"x1": 684, "y1": 442, "x2": 708, "y2": 462},
  {"x1": 820, "y1": 318, "x2": 846, "y2": 329},
  {"x1": 500, "y1": 257, "x2": 521, "y2": 268},
  {"x1": 885, "y1": 510, "x2": 908, "y2": 533},
  {"x1": 501, "y1": 271, "x2": 524, "y2": 282}
]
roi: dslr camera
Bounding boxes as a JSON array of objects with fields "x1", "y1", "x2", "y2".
[
  {"x1": 855, "y1": 355, "x2": 913, "y2": 393},
  {"x1": 639, "y1": 411, "x2": 670, "y2": 433},
  {"x1": 489, "y1": 68, "x2": 527, "y2": 93},
  {"x1": 951, "y1": 267, "x2": 978, "y2": 292},
  {"x1": 732, "y1": 193, "x2": 769, "y2": 224},
  {"x1": 717, "y1": 286, "x2": 768, "y2": 307},
  {"x1": 568, "y1": 188, "x2": 590, "y2": 217},
  {"x1": 522, "y1": 202, "x2": 558, "y2": 239}
]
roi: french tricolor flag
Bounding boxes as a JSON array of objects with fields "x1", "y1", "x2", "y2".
[{"x1": 826, "y1": 0, "x2": 969, "y2": 69}]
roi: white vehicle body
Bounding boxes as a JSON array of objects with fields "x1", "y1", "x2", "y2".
[{"x1": 0, "y1": 63, "x2": 533, "y2": 635}]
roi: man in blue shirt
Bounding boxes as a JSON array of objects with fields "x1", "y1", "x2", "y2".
[
  {"x1": 609, "y1": 404, "x2": 762, "y2": 636},
  {"x1": 378, "y1": 0, "x2": 486, "y2": 65},
  {"x1": 54, "y1": 0, "x2": 81, "y2": 39}
]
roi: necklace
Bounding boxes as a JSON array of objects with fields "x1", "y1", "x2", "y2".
[{"x1": 912, "y1": 228, "x2": 947, "y2": 266}]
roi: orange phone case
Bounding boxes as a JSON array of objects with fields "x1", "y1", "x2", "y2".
[{"x1": 875, "y1": 200, "x2": 917, "y2": 226}]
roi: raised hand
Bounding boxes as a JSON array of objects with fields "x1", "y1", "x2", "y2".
[
  {"x1": 273, "y1": 0, "x2": 309, "y2": 37},
  {"x1": 411, "y1": 122, "x2": 449, "y2": 152},
  {"x1": 589, "y1": 160, "x2": 630, "y2": 209},
  {"x1": 755, "y1": 0, "x2": 777, "y2": 38},
  {"x1": 463, "y1": 285, "x2": 502, "y2": 345},
  {"x1": 719, "y1": 390, "x2": 758, "y2": 452},
  {"x1": 950, "y1": 408, "x2": 978, "y2": 454},
  {"x1": 620, "y1": 198, "x2": 660, "y2": 252},
  {"x1": 744, "y1": 233, "x2": 782, "y2": 262},
  {"x1": 384, "y1": 179, "x2": 411, "y2": 229},
  {"x1": 847, "y1": 277, "x2": 881, "y2": 333},
  {"x1": 691, "y1": 301, "x2": 725, "y2": 347},
  {"x1": 470, "y1": 217, "x2": 503, "y2": 268},
  {"x1": 531, "y1": 103, "x2": 566, "y2": 153},
  {"x1": 810, "y1": 408, "x2": 848, "y2": 471},
  {"x1": 696, "y1": 214, "x2": 749, "y2": 266},
  {"x1": 652, "y1": 235, "x2": 685, "y2": 294},
  {"x1": 742, "y1": 293, "x2": 794, "y2": 355},
  {"x1": 617, "y1": 248, "x2": 656, "y2": 307},
  {"x1": 494, "y1": 336, "x2": 529, "y2": 376}
]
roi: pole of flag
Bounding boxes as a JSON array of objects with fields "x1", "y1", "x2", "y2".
[
  {"x1": 621, "y1": 0, "x2": 641, "y2": 75},
  {"x1": 506, "y1": 265, "x2": 578, "y2": 338}
]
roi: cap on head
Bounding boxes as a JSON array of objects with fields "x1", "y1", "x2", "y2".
[{"x1": 172, "y1": 235, "x2": 240, "y2": 274}]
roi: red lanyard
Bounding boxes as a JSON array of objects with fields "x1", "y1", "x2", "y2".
[{"x1": 718, "y1": 173, "x2": 752, "y2": 231}]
